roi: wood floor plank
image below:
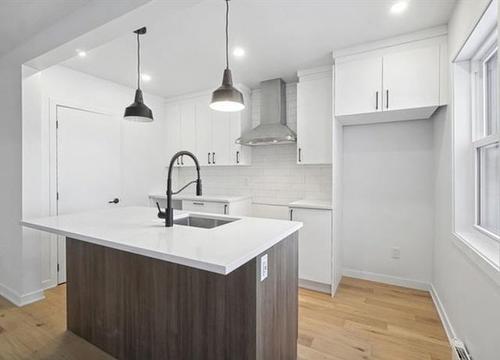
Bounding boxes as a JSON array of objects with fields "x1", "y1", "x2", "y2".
[{"x1": 0, "y1": 277, "x2": 451, "y2": 359}]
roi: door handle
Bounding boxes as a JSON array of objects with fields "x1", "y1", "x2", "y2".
[
  {"x1": 108, "y1": 198, "x2": 120, "y2": 204},
  {"x1": 212, "y1": 152, "x2": 215, "y2": 165},
  {"x1": 236, "y1": 151, "x2": 240, "y2": 164},
  {"x1": 208, "y1": 152, "x2": 211, "y2": 165}
]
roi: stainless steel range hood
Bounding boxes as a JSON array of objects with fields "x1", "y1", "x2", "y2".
[{"x1": 236, "y1": 78, "x2": 296, "y2": 146}]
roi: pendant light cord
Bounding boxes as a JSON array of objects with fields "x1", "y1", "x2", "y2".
[
  {"x1": 225, "y1": 0, "x2": 229, "y2": 69},
  {"x1": 137, "y1": 31, "x2": 141, "y2": 90}
]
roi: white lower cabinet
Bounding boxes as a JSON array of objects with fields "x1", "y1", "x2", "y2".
[
  {"x1": 182, "y1": 200, "x2": 229, "y2": 215},
  {"x1": 289, "y1": 207, "x2": 332, "y2": 291}
]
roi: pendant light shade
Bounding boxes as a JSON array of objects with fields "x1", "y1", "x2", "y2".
[
  {"x1": 210, "y1": 0, "x2": 245, "y2": 112},
  {"x1": 124, "y1": 27, "x2": 153, "y2": 122},
  {"x1": 210, "y1": 69, "x2": 245, "y2": 112}
]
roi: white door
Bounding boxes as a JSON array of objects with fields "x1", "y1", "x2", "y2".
[
  {"x1": 56, "y1": 105, "x2": 121, "y2": 283},
  {"x1": 335, "y1": 56, "x2": 383, "y2": 116},
  {"x1": 290, "y1": 207, "x2": 332, "y2": 285},
  {"x1": 211, "y1": 111, "x2": 231, "y2": 166},
  {"x1": 297, "y1": 73, "x2": 332, "y2": 164},
  {"x1": 382, "y1": 45, "x2": 440, "y2": 111}
]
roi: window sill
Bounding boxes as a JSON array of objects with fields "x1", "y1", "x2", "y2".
[{"x1": 452, "y1": 231, "x2": 500, "y2": 286}]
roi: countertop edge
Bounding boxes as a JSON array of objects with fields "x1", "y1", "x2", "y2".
[{"x1": 21, "y1": 218, "x2": 302, "y2": 275}]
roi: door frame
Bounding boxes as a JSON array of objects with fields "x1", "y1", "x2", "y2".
[{"x1": 48, "y1": 98, "x2": 118, "y2": 284}]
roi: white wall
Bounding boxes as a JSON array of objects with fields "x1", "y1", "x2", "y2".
[
  {"x1": 431, "y1": 0, "x2": 500, "y2": 359},
  {"x1": 177, "y1": 83, "x2": 332, "y2": 208},
  {"x1": 38, "y1": 65, "x2": 168, "y2": 206},
  {"x1": 342, "y1": 118, "x2": 435, "y2": 289},
  {"x1": 21, "y1": 65, "x2": 168, "y2": 288},
  {"x1": 0, "y1": 0, "x2": 151, "y2": 306}
]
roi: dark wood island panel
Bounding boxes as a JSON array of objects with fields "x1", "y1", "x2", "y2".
[{"x1": 66, "y1": 232, "x2": 298, "y2": 360}]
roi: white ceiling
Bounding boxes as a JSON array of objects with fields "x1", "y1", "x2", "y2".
[
  {"x1": 61, "y1": 0, "x2": 456, "y2": 98},
  {"x1": 0, "y1": 0, "x2": 90, "y2": 57}
]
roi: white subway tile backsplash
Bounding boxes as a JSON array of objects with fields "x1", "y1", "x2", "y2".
[{"x1": 178, "y1": 84, "x2": 332, "y2": 206}]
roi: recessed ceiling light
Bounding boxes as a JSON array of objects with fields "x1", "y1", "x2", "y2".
[
  {"x1": 233, "y1": 47, "x2": 245, "y2": 58},
  {"x1": 390, "y1": 1, "x2": 408, "y2": 14},
  {"x1": 141, "y1": 73, "x2": 152, "y2": 82},
  {"x1": 76, "y1": 50, "x2": 87, "y2": 58}
]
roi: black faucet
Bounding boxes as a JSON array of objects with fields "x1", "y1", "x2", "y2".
[{"x1": 157, "y1": 151, "x2": 202, "y2": 227}]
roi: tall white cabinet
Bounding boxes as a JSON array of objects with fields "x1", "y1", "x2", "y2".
[
  {"x1": 165, "y1": 87, "x2": 252, "y2": 167},
  {"x1": 296, "y1": 66, "x2": 333, "y2": 164}
]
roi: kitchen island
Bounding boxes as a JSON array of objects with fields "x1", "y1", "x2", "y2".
[{"x1": 22, "y1": 207, "x2": 302, "y2": 360}]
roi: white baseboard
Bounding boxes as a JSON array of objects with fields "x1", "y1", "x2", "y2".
[
  {"x1": 342, "y1": 268, "x2": 430, "y2": 290},
  {"x1": 299, "y1": 279, "x2": 332, "y2": 294},
  {"x1": 0, "y1": 282, "x2": 45, "y2": 307},
  {"x1": 429, "y1": 284, "x2": 456, "y2": 343}
]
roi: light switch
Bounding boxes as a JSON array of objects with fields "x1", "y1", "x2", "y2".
[{"x1": 260, "y1": 254, "x2": 268, "y2": 281}]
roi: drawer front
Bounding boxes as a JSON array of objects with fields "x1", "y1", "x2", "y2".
[{"x1": 182, "y1": 200, "x2": 228, "y2": 215}]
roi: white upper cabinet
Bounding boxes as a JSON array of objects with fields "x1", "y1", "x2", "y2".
[
  {"x1": 210, "y1": 111, "x2": 231, "y2": 166},
  {"x1": 335, "y1": 57, "x2": 383, "y2": 116},
  {"x1": 165, "y1": 87, "x2": 252, "y2": 167},
  {"x1": 296, "y1": 67, "x2": 333, "y2": 165},
  {"x1": 383, "y1": 45, "x2": 440, "y2": 111},
  {"x1": 334, "y1": 31, "x2": 447, "y2": 125}
]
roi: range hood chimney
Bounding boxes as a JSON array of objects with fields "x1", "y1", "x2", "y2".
[{"x1": 236, "y1": 78, "x2": 296, "y2": 146}]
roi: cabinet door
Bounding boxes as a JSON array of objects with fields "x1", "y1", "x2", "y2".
[
  {"x1": 297, "y1": 73, "x2": 332, "y2": 164},
  {"x1": 335, "y1": 56, "x2": 383, "y2": 116},
  {"x1": 182, "y1": 200, "x2": 228, "y2": 214},
  {"x1": 383, "y1": 45, "x2": 440, "y2": 111},
  {"x1": 195, "y1": 97, "x2": 212, "y2": 166},
  {"x1": 211, "y1": 111, "x2": 231, "y2": 166},
  {"x1": 165, "y1": 103, "x2": 181, "y2": 167},
  {"x1": 290, "y1": 207, "x2": 332, "y2": 285},
  {"x1": 180, "y1": 102, "x2": 197, "y2": 166}
]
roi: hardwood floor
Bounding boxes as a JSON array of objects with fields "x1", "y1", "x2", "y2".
[{"x1": 0, "y1": 277, "x2": 451, "y2": 360}]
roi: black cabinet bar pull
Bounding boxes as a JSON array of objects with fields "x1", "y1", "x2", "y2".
[
  {"x1": 289, "y1": 209, "x2": 293, "y2": 220},
  {"x1": 208, "y1": 152, "x2": 211, "y2": 165},
  {"x1": 375, "y1": 91, "x2": 379, "y2": 110},
  {"x1": 224, "y1": 204, "x2": 228, "y2": 215},
  {"x1": 298, "y1": 148, "x2": 302, "y2": 162},
  {"x1": 212, "y1": 152, "x2": 215, "y2": 164},
  {"x1": 236, "y1": 151, "x2": 240, "y2": 164},
  {"x1": 386, "y1": 89, "x2": 389, "y2": 109},
  {"x1": 181, "y1": 155, "x2": 184, "y2": 165}
]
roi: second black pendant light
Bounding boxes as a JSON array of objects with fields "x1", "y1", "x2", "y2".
[
  {"x1": 124, "y1": 27, "x2": 154, "y2": 122},
  {"x1": 210, "y1": 0, "x2": 245, "y2": 112}
]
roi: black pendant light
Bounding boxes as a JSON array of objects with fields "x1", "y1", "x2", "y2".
[
  {"x1": 210, "y1": 0, "x2": 245, "y2": 112},
  {"x1": 124, "y1": 27, "x2": 153, "y2": 122}
]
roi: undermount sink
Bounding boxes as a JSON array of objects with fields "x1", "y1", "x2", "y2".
[{"x1": 173, "y1": 215, "x2": 239, "y2": 229}]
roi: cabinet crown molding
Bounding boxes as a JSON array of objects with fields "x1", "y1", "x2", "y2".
[{"x1": 332, "y1": 25, "x2": 447, "y2": 60}]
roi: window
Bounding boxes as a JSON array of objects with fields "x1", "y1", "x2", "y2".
[{"x1": 472, "y1": 46, "x2": 500, "y2": 241}]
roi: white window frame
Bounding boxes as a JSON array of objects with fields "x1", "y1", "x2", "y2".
[
  {"x1": 471, "y1": 44, "x2": 500, "y2": 243},
  {"x1": 452, "y1": 0, "x2": 500, "y2": 284}
]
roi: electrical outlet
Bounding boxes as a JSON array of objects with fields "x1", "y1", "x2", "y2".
[
  {"x1": 260, "y1": 254, "x2": 268, "y2": 281},
  {"x1": 391, "y1": 247, "x2": 401, "y2": 259}
]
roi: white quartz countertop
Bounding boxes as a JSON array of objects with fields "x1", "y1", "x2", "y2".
[
  {"x1": 21, "y1": 207, "x2": 302, "y2": 275},
  {"x1": 288, "y1": 199, "x2": 332, "y2": 210},
  {"x1": 149, "y1": 193, "x2": 252, "y2": 203}
]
